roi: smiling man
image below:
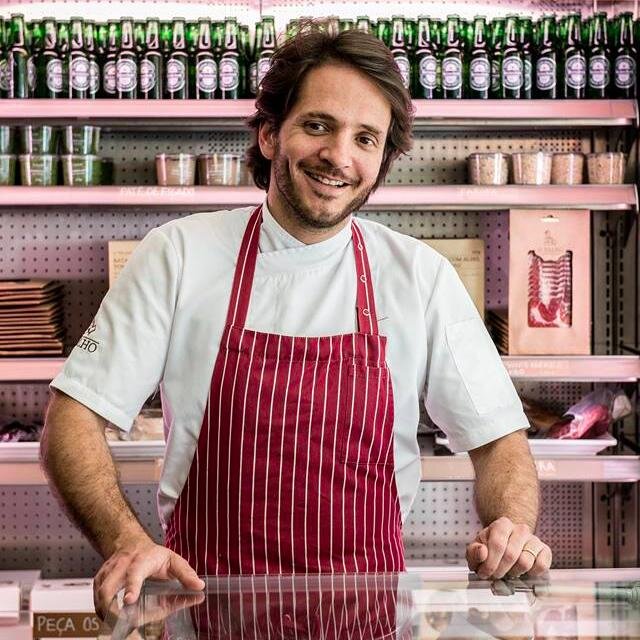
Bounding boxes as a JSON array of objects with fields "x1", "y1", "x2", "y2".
[{"x1": 41, "y1": 26, "x2": 551, "y2": 618}]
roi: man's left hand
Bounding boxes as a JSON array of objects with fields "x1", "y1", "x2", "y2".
[{"x1": 465, "y1": 517, "x2": 552, "y2": 580}]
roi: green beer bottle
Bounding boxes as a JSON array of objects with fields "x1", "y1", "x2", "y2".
[
  {"x1": 35, "y1": 18, "x2": 62, "y2": 98},
  {"x1": 489, "y1": 18, "x2": 504, "y2": 98},
  {"x1": 165, "y1": 19, "x2": 188, "y2": 99},
  {"x1": 534, "y1": 15, "x2": 557, "y2": 98},
  {"x1": 339, "y1": 19, "x2": 355, "y2": 33},
  {"x1": 248, "y1": 20, "x2": 262, "y2": 97},
  {"x1": 613, "y1": 12, "x2": 637, "y2": 98},
  {"x1": 587, "y1": 12, "x2": 610, "y2": 98},
  {"x1": 390, "y1": 17, "x2": 411, "y2": 91},
  {"x1": 355, "y1": 17, "x2": 372, "y2": 34},
  {"x1": 414, "y1": 16, "x2": 438, "y2": 99},
  {"x1": 192, "y1": 19, "x2": 216, "y2": 99},
  {"x1": 0, "y1": 18, "x2": 5, "y2": 98},
  {"x1": 467, "y1": 16, "x2": 490, "y2": 99},
  {"x1": 83, "y1": 21, "x2": 99, "y2": 99},
  {"x1": 134, "y1": 21, "x2": 145, "y2": 54},
  {"x1": 96, "y1": 22, "x2": 108, "y2": 58},
  {"x1": 518, "y1": 17, "x2": 533, "y2": 98},
  {"x1": 186, "y1": 21, "x2": 198, "y2": 55},
  {"x1": 442, "y1": 15, "x2": 463, "y2": 98},
  {"x1": 219, "y1": 18, "x2": 242, "y2": 99},
  {"x1": 160, "y1": 21, "x2": 172, "y2": 57},
  {"x1": 256, "y1": 16, "x2": 276, "y2": 94},
  {"x1": 29, "y1": 20, "x2": 44, "y2": 95},
  {"x1": 5, "y1": 14, "x2": 33, "y2": 98},
  {"x1": 139, "y1": 19, "x2": 163, "y2": 99},
  {"x1": 376, "y1": 19, "x2": 390, "y2": 47},
  {"x1": 68, "y1": 18, "x2": 90, "y2": 98},
  {"x1": 56, "y1": 21, "x2": 70, "y2": 97},
  {"x1": 116, "y1": 18, "x2": 137, "y2": 98},
  {"x1": 561, "y1": 13, "x2": 586, "y2": 98},
  {"x1": 239, "y1": 24, "x2": 250, "y2": 97},
  {"x1": 285, "y1": 20, "x2": 299, "y2": 40},
  {"x1": 102, "y1": 21, "x2": 120, "y2": 98},
  {"x1": 501, "y1": 15, "x2": 523, "y2": 98}
]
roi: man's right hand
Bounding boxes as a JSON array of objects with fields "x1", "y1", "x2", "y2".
[{"x1": 93, "y1": 536, "x2": 205, "y2": 619}]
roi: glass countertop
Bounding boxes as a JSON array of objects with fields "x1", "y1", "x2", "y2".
[{"x1": 105, "y1": 567, "x2": 640, "y2": 639}]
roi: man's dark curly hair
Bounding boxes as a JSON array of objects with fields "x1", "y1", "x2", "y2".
[{"x1": 246, "y1": 24, "x2": 414, "y2": 191}]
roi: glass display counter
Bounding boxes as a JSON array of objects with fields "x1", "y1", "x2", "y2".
[{"x1": 102, "y1": 568, "x2": 640, "y2": 639}]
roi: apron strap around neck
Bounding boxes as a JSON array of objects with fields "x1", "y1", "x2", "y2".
[{"x1": 226, "y1": 206, "x2": 379, "y2": 336}]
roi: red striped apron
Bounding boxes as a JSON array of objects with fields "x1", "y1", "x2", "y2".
[{"x1": 165, "y1": 205, "x2": 404, "y2": 575}]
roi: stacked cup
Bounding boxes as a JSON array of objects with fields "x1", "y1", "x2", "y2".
[
  {"x1": 19, "y1": 126, "x2": 60, "y2": 185},
  {"x1": 60, "y1": 126, "x2": 103, "y2": 186},
  {"x1": 0, "y1": 127, "x2": 16, "y2": 185}
]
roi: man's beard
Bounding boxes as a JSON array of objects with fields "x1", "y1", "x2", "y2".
[{"x1": 272, "y1": 144, "x2": 375, "y2": 230}]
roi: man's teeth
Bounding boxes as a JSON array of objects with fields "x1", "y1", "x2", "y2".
[{"x1": 307, "y1": 171, "x2": 346, "y2": 187}]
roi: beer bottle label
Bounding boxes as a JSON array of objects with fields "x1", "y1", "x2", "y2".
[
  {"x1": 418, "y1": 55, "x2": 437, "y2": 90},
  {"x1": 116, "y1": 58, "x2": 137, "y2": 92},
  {"x1": 196, "y1": 58, "x2": 217, "y2": 93},
  {"x1": 536, "y1": 57, "x2": 556, "y2": 90},
  {"x1": 140, "y1": 59, "x2": 156, "y2": 92},
  {"x1": 523, "y1": 58, "x2": 532, "y2": 92},
  {"x1": 490, "y1": 58, "x2": 501, "y2": 93},
  {"x1": 588, "y1": 54, "x2": 609, "y2": 89},
  {"x1": 257, "y1": 57, "x2": 271, "y2": 87},
  {"x1": 394, "y1": 54, "x2": 410, "y2": 89},
  {"x1": 219, "y1": 58, "x2": 239, "y2": 92},
  {"x1": 442, "y1": 57, "x2": 462, "y2": 91},
  {"x1": 27, "y1": 57, "x2": 36, "y2": 92},
  {"x1": 70, "y1": 56, "x2": 91, "y2": 91},
  {"x1": 249, "y1": 61, "x2": 257, "y2": 95},
  {"x1": 46, "y1": 58, "x2": 63, "y2": 93},
  {"x1": 166, "y1": 58, "x2": 186, "y2": 92},
  {"x1": 502, "y1": 55, "x2": 523, "y2": 90},
  {"x1": 470, "y1": 57, "x2": 490, "y2": 91},
  {"x1": 103, "y1": 61, "x2": 117, "y2": 93},
  {"x1": 0, "y1": 59, "x2": 9, "y2": 92},
  {"x1": 614, "y1": 54, "x2": 636, "y2": 89},
  {"x1": 565, "y1": 54, "x2": 586, "y2": 89},
  {"x1": 89, "y1": 60, "x2": 100, "y2": 95}
]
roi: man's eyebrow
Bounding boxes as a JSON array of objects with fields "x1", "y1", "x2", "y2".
[{"x1": 298, "y1": 111, "x2": 383, "y2": 137}]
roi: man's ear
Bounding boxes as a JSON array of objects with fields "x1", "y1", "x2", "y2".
[{"x1": 258, "y1": 121, "x2": 277, "y2": 160}]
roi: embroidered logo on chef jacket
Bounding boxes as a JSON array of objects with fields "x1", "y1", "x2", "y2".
[{"x1": 76, "y1": 318, "x2": 99, "y2": 353}]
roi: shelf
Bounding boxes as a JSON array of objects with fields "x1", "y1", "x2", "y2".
[
  {"x1": 1, "y1": 441, "x2": 637, "y2": 484},
  {"x1": 420, "y1": 454, "x2": 640, "y2": 482},
  {"x1": 0, "y1": 99, "x2": 636, "y2": 129},
  {"x1": 0, "y1": 184, "x2": 636, "y2": 211},
  {"x1": 502, "y1": 355, "x2": 640, "y2": 381},
  {"x1": 1, "y1": 355, "x2": 639, "y2": 382}
]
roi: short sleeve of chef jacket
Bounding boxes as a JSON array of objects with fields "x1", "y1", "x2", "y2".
[
  {"x1": 50, "y1": 228, "x2": 178, "y2": 431},
  {"x1": 423, "y1": 257, "x2": 529, "y2": 452}
]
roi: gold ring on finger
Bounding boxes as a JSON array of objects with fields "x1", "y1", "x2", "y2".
[{"x1": 522, "y1": 547, "x2": 539, "y2": 559}]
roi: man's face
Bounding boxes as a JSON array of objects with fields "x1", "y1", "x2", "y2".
[{"x1": 260, "y1": 62, "x2": 392, "y2": 231}]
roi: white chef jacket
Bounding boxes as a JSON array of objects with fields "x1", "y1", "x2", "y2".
[{"x1": 50, "y1": 201, "x2": 529, "y2": 528}]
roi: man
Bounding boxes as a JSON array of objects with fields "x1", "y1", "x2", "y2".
[{"x1": 41, "y1": 26, "x2": 551, "y2": 619}]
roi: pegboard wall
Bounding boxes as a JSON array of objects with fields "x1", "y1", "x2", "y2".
[
  {"x1": 0, "y1": 482, "x2": 592, "y2": 577},
  {"x1": 0, "y1": 0, "x2": 635, "y2": 576}
]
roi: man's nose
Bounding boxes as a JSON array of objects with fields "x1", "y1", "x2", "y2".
[{"x1": 317, "y1": 132, "x2": 352, "y2": 170}]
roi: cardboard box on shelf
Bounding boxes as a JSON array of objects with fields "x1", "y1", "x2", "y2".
[
  {"x1": 31, "y1": 579, "x2": 100, "y2": 639},
  {"x1": 509, "y1": 210, "x2": 590, "y2": 355},
  {"x1": 422, "y1": 238, "x2": 485, "y2": 317},
  {"x1": 108, "y1": 240, "x2": 141, "y2": 289}
]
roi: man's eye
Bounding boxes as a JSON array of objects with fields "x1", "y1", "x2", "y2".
[
  {"x1": 359, "y1": 136, "x2": 376, "y2": 146},
  {"x1": 306, "y1": 122, "x2": 327, "y2": 132}
]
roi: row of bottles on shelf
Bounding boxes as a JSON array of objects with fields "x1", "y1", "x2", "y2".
[{"x1": 0, "y1": 12, "x2": 637, "y2": 100}]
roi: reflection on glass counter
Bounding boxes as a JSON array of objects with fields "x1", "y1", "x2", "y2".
[{"x1": 103, "y1": 568, "x2": 640, "y2": 639}]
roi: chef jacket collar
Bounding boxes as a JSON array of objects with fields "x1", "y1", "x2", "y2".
[{"x1": 256, "y1": 199, "x2": 354, "y2": 274}]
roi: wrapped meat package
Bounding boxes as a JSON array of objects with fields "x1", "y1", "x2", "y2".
[{"x1": 509, "y1": 210, "x2": 590, "y2": 354}]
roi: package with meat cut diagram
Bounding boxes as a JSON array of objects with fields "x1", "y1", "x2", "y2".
[{"x1": 509, "y1": 210, "x2": 590, "y2": 355}]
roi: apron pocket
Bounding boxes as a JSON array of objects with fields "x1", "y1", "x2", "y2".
[{"x1": 339, "y1": 363, "x2": 394, "y2": 466}]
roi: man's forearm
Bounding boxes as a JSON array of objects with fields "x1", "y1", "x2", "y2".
[
  {"x1": 469, "y1": 430, "x2": 539, "y2": 531},
  {"x1": 41, "y1": 390, "x2": 151, "y2": 558}
]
